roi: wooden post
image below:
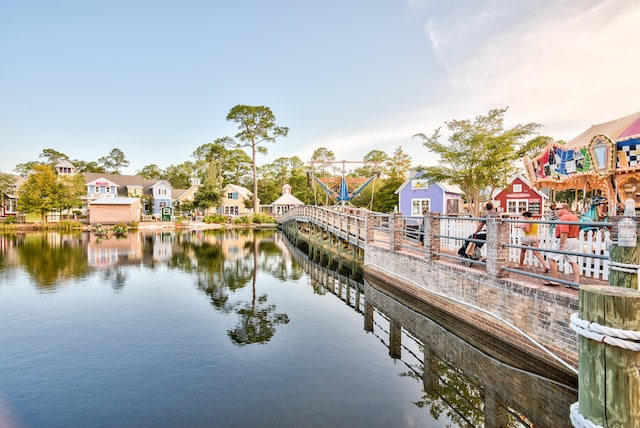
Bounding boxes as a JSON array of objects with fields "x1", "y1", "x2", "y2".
[
  {"x1": 608, "y1": 215, "x2": 640, "y2": 289},
  {"x1": 577, "y1": 284, "x2": 640, "y2": 427}
]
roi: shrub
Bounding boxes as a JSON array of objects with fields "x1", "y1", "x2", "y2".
[
  {"x1": 203, "y1": 214, "x2": 227, "y2": 224},
  {"x1": 112, "y1": 223, "x2": 128, "y2": 235},
  {"x1": 233, "y1": 215, "x2": 252, "y2": 224},
  {"x1": 251, "y1": 213, "x2": 275, "y2": 224},
  {"x1": 3, "y1": 216, "x2": 17, "y2": 224},
  {"x1": 56, "y1": 220, "x2": 83, "y2": 231}
]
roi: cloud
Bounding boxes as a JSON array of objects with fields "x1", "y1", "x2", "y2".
[{"x1": 420, "y1": 0, "x2": 640, "y2": 140}]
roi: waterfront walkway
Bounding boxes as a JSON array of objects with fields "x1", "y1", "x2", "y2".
[{"x1": 279, "y1": 205, "x2": 616, "y2": 372}]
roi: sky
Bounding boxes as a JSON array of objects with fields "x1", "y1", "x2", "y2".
[{"x1": 1, "y1": 0, "x2": 639, "y2": 176}]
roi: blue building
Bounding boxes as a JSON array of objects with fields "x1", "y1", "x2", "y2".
[{"x1": 395, "y1": 171, "x2": 463, "y2": 217}]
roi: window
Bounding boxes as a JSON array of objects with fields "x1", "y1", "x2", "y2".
[
  {"x1": 224, "y1": 206, "x2": 239, "y2": 215},
  {"x1": 507, "y1": 199, "x2": 528, "y2": 214},
  {"x1": 411, "y1": 179, "x2": 429, "y2": 189},
  {"x1": 411, "y1": 199, "x2": 430, "y2": 216},
  {"x1": 513, "y1": 184, "x2": 522, "y2": 192}
]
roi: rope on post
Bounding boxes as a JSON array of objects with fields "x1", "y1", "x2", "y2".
[
  {"x1": 570, "y1": 402, "x2": 603, "y2": 428},
  {"x1": 570, "y1": 311, "x2": 640, "y2": 428},
  {"x1": 609, "y1": 260, "x2": 640, "y2": 284},
  {"x1": 570, "y1": 312, "x2": 640, "y2": 351}
]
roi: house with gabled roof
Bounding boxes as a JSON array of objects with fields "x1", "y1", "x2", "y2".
[
  {"x1": 270, "y1": 184, "x2": 304, "y2": 215},
  {"x1": 493, "y1": 175, "x2": 547, "y2": 217},
  {"x1": 83, "y1": 172, "x2": 172, "y2": 216},
  {"x1": 1, "y1": 174, "x2": 24, "y2": 218},
  {"x1": 219, "y1": 184, "x2": 256, "y2": 216},
  {"x1": 395, "y1": 171, "x2": 464, "y2": 217}
]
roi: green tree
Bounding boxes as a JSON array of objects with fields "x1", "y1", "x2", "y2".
[
  {"x1": 14, "y1": 161, "x2": 41, "y2": 177},
  {"x1": 58, "y1": 173, "x2": 86, "y2": 219},
  {"x1": 354, "y1": 149, "x2": 388, "y2": 177},
  {"x1": 39, "y1": 149, "x2": 69, "y2": 165},
  {"x1": 386, "y1": 146, "x2": 412, "y2": 181},
  {"x1": 413, "y1": 108, "x2": 543, "y2": 216},
  {"x1": 310, "y1": 147, "x2": 336, "y2": 176},
  {"x1": 226, "y1": 105, "x2": 289, "y2": 213},
  {"x1": 164, "y1": 161, "x2": 197, "y2": 189},
  {"x1": 98, "y1": 148, "x2": 130, "y2": 174},
  {"x1": 138, "y1": 164, "x2": 164, "y2": 180},
  {"x1": 224, "y1": 148, "x2": 252, "y2": 187},
  {"x1": 371, "y1": 177, "x2": 404, "y2": 212},
  {"x1": 193, "y1": 179, "x2": 221, "y2": 212},
  {"x1": 71, "y1": 160, "x2": 106, "y2": 173},
  {"x1": 17, "y1": 164, "x2": 61, "y2": 222},
  {"x1": 0, "y1": 172, "x2": 15, "y2": 198}
]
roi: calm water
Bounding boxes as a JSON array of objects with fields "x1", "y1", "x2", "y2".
[{"x1": 0, "y1": 229, "x2": 576, "y2": 427}]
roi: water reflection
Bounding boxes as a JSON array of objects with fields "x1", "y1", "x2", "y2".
[
  {"x1": 0, "y1": 229, "x2": 300, "y2": 348},
  {"x1": 0, "y1": 229, "x2": 578, "y2": 426},
  {"x1": 285, "y1": 237, "x2": 577, "y2": 427}
]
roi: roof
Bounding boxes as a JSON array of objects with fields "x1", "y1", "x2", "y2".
[
  {"x1": 395, "y1": 171, "x2": 463, "y2": 195},
  {"x1": 271, "y1": 192, "x2": 304, "y2": 206},
  {"x1": 83, "y1": 172, "x2": 164, "y2": 196},
  {"x1": 89, "y1": 197, "x2": 140, "y2": 206},
  {"x1": 223, "y1": 184, "x2": 253, "y2": 198},
  {"x1": 172, "y1": 185, "x2": 199, "y2": 201},
  {"x1": 565, "y1": 111, "x2": 640, "y2": 148}
]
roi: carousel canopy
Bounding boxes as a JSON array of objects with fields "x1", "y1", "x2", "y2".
[
  {"x1": 524, "y1": 111, "x2": 640, "y2": 194},
  {"x1": 565, "y1": 111, "x2": 640, "y2": 148}
]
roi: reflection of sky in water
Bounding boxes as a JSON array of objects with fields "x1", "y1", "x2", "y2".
[{"x1": 0, "y1": 232, "x2": 449, "y2": 428}]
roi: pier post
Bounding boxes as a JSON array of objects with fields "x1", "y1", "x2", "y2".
[
  {"x1": 423, "y1": 212, "x2": 440, "y2": 261},
  {"x1": 389, "y1": 319, "x2": 402, "y2": 359},
  {"x1": 575, "y1": 285, "x2": 640, "y2": 427},
  {"x1": 364, "y1": 300, "x2": 374, "y2": 332},
  {"x1": 572, "y1": 216, "x2": 640, "y2": 426},
  {"x1": 608, "y1": 215, "x2": 640, "y2": 289}
]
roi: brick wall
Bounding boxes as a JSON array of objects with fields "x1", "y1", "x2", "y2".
[{"x1": 364, "y1": 244, "x2": 579, "y2": 370}]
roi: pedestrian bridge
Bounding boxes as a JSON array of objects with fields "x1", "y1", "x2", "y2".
[{"x1": 278, "y1": 205, "x2": 615, "y2": 374}]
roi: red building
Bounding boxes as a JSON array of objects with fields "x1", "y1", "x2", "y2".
[{"x1": 493, "y1": 175, "x2": 547, "y2": 217}]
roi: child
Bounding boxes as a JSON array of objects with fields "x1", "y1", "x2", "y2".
[{"x1": 519, "y1": 211, "x2": 548, "y2": 272}]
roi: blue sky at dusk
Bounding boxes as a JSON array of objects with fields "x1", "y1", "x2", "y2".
[{"x1": 1, "y1": 0, "x2": 639, "y2": 174}]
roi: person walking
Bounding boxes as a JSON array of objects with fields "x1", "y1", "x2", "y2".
[
  {"x1": 545, "y1": 203, "x2": 580, "y2": 287},
  {"x1": 547, "y1": 202, "x2": 559, "y2": 237},
  {"x1": 518, "y1": 211, "x2": 548, "y2": 272}
]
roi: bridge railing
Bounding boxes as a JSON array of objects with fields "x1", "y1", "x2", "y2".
[{"x1": 279, "y1": 206, "x2": 612, "y2": 285}]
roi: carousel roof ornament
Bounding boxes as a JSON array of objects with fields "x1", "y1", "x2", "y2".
[{"x1": 523, "y1": 111, "x2": 640, "y2": 193}]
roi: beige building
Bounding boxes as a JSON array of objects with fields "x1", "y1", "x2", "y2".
[
  {"x1": 89, "y1": 197, "x2": 142, "y2": 225},
  {"x1": 219, "y1": 184, "x2": 256, "y2": 216}
]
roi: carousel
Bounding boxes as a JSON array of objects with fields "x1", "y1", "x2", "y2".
[{"x1": 523, "y1": 111, "x2": 640, "y2": 218}]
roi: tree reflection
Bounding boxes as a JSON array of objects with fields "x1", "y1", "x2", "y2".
[
  {"x1": 17, "y1": 233, "x2": 89, "y2": 290},
  {"x1": 400, "y1": 355, "x2": 523, "y2": 427},
  {"x1": 100, "y1": 266, "x2": 127, "y2": 291},
  {"x1": 227, "y1": 237, "x2": 289, "y2": 346}
]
